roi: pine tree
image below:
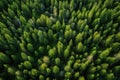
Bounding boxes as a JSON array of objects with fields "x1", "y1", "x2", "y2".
[
  {"x1": 23, "y1": 61, "x2": 32, "y2": 69},
  {"x1": 27, "y1": 43, "x2": 34, "y2": 52},
  {"x1": 76, "y1": 42, "x2": 83, "y2": 53},
  {"x1": 52, "y1": 66, "x2": 59, "y2": 74},
  {"x1": 0, "y1": 52, "x2": 11, "y2": 63}
]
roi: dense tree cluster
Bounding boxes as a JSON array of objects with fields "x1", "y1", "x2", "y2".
[{"x1": 0, "y1": 0, "x2": 120, "y2": 80}]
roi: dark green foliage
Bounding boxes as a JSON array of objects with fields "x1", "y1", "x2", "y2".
[
  {"x1": 30, "y1": 69, "x2": 38, "y2": 77},
  {"x1": 0, "y1": 0, "x2": 120, "y2": 80},
  {"x1": 0, "y1": 52, "x2": 11, "y2": 63},
  {"x1": 52, "y1": 65, "x2": 59, "y2": 74},
  {"x1": 39, "y1": 75, "x2": 44, "y2": 80},
  {"x1": 23, "y1": 61, "x2": 32, "y2": 69},
  {"x1": 27, "y1": 43, "x2": 34, "y2": 52},
  {"x1": 21, "y1": 52, "x2": 27, "y2": 61}
]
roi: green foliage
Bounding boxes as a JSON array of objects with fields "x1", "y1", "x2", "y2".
[
  {"x1": 7, "y1": 67, "x2": 15, "y2": 75},
  {"x1": 101, "y1": 63, "x2": 109, "y2": 69},
  {"x1": 65, "y1": 72, "x2": 72, "y2": 79},
  {"x1": 76, "y1": 42, "x2": 83, "y2": 53},
  {"x1": 114, "y1": 66, "x2": 120, "y2": 73},
  {"x1": 116, "y1": 32, "x2": 120, "y2": 41},
  {"x1": 27, "y1": 56, "x2": 34, "y2": 62},
  {"x1": 48, "y1": 29, "x2": 53, "y2": 39},
  {"x1": 93, "y1": 32, "x2": 101, "y2": 43},
  {"x1": 30, "y1": 69, "x2": 38, "y2": 76},
  {"x1": 88, "y1": 4, "x2": 96, "y2": 23},
  {"x1": 78, "y1": 76, "x2": 85, "y2": 80},
  {"x1": 64, "y1": 65, "x2": 71, "y2": 72},
  {"x1": 105, "y1": 35, "x2": 114, "y2": 46},
  {"x1": 4, "y1": 34, "x2": 14, "y2": 44},
  {"x1": 0, "y1": 0, "x2": 120, "y2": 80},
  {"x1": 46, "y1": 17, "x2": 52, "y2": 27},
  {"x1": 87, "y1": 74, "x2": 95, "y2": 80},
  {"x1": 23, "y1": 69, "x2": 28, "y2": 75},
  {"x1": 21, "y1": 3, "x2": 30, "y2": 17},
  {"x1": 99, "y1": 48, "x2": 111, "y2": 59},
  {"x1": 23, "y1": 61, "x2": 32, "y2": 69},
  {"x1": 46, "y1": 68, "x2": 51, "y2": 74},
  {"x1": 38, "y1": 46, "x2": 44, "y2": 53},
  {"x1": 55, "y1": 57, "x2": 60, "y2": 65},
  {"x1": 74, "y1": 72, "x2": 80, "y2": 78},
  {"x1": 54, "y1": 20, "x2": 61, "y2": 30},
  {"x1": 39, "y1": 75, "x2": 44, "y2": 80},
  {"x1": 37, "y1": 30, "x2": 45, "y2": 44},
  {"x1": 64, "y1": 48, "x2": 69, "y2": 58},
  {"x1": 73, "y1": 62, "x2": 80, "y2": 70},
  {"x1": 0, "y1": 52, "x2": 11, "y2": 63},
  {"x1": 106, "y1": 73, "x2": 115, "y2": 80},
  {"x1": 48, "y1": 48, "x2": 55, "y2": 58},
  {"x1": 100, "y1": 69, "x2": 107, "y2": 75},
  {"x1": 15, "y1": 70, "x2": 21, "y2": 76},
  {"x1": 43, "y1": 56, "x2": 50, "y2": 64},
  {"x1": 27, "y1": 43, "x2": 34, "y2": 52},
  {"x1": 20, "y1": 16, "x2": 26, "y2": 24},
  {"x1": 36, "y1": 14, "x2": 46, "y2": 26},
  {"x1": 64, "y1": 25, "x2": 73, "y2": 40},
  {"x1": 75, "y1": 33, "x2": 83, "y2": 43},
  {"x1": 80, "y1": 63, "x2": 87, "y2": 71},
  {"x1": 88, "y1": 67, "x2": 96, "y2": 73},
  {"x1": 52, "y1": 66, "x2": 59, "y2": 74},
  {"x1": 8, "y1": 8, "x2": 15, "y2": 17},
  {"x1": 103, "y1": 0, "x2": 113, "y2": 8},
  {"x1": 40, "y1": 63, "x2": 47, "y2": 72},
  {"x1": 21, "y1": 52, "x2": 27, "y2": 61},
  {"x1": 57, "y1": 41, "x2": 64, "y2": 55}
]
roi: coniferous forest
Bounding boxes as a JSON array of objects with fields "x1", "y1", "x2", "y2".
[{"x1": 0, "y1": 0, "x2": 120, "y2": 80}]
